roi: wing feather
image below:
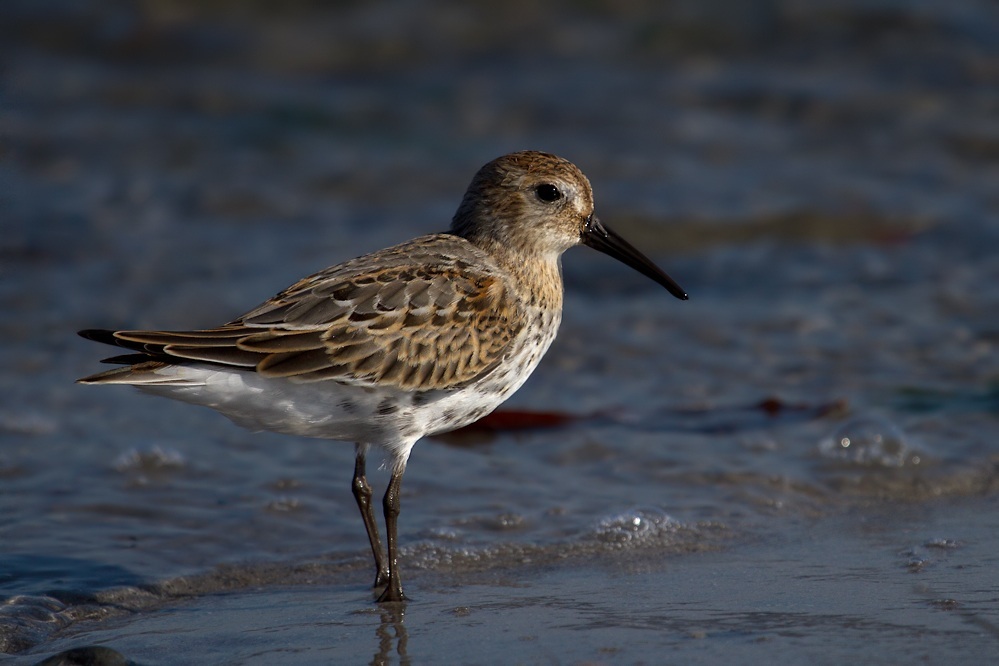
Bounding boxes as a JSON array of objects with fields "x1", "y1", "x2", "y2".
[{"x1": 79, "y1": 235, "x2": 524, "y2": 391}]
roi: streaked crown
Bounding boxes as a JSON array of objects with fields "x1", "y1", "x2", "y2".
[{"x1": 450, "y1": 151, "x2": 595, "y2": 257}]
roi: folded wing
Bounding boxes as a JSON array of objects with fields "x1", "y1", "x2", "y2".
[{"x1": 80, "y1": 238, "x2": 523, "y2": 392}]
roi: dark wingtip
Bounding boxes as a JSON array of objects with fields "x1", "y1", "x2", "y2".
[
  {"x1": 78, "y1": 329, "x2": 119, "y2": 345},
  {"x1": 99, "y1": 353, "x2": 154, "y2": 365}
]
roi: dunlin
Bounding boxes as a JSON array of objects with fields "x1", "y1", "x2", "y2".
[{"x1": 78, "y1": 151, "x2": 687, "y2": 602}]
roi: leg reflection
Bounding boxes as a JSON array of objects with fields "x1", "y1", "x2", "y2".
[{"x1": 371, "y1": 605, "x2": 409, "y2": 666}]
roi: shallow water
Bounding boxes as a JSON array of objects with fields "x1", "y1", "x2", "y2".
[{"x1": 3, "y1": 1, "x2": 999, "y2": 663}]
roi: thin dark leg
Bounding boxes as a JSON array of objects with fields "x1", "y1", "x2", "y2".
[
  {"x1": 352, "y1": 444, "x2": 389, "y2": 588},
  {"x1": 376, "y1": 468, "x2": 407, "y2": 603}
]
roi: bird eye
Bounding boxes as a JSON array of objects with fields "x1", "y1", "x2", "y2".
[{"x1": 534, "y1": 184, "x2": 562, "y2": 203}]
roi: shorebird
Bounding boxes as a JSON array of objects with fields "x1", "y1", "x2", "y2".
[{"x1": 77, "y1": 150, "x2": 687, "y2": 602}]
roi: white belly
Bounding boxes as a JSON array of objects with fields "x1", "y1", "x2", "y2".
[{"x1": 137, "y1": 308, "x2": 561, "y2": 459}]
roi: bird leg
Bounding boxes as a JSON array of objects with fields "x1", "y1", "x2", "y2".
[
  {"x1": 352, "y1": 444, "x2": 389, "y2": 588},
  {"x1": 376, "y1": 467, "x2": 408, "y2": 602}
]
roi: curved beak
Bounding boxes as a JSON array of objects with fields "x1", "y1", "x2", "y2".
[{"x1": 581, "y1": 216, "x2": 688, "y2": 300}]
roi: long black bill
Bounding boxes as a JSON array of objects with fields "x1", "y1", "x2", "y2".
[{"x1": 581, "y1": 216, "x2": 688, "y2": 300}]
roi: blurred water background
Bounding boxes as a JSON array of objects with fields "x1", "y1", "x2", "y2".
[{"x1": 2, "y1": 1, "x2": 999, "y2": 663}]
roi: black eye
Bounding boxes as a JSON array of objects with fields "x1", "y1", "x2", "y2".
[{"x1": 534, "y1": 184, "x2": 562, "y2": 203}]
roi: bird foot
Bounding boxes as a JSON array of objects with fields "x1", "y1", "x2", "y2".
[{"x1": 376, "y1": 584, "x2": 408, "y2": 604}]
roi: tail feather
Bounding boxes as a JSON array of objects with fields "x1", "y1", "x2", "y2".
[
  {"x1": 76, "y1": 361, "x2": 206, "y2": 386},
  {"x1": 77, "y1": 329, "x2": 208, "y2": 385},
  {"x1": 77, "y1": 326, "x2": 288, "y2": 383}
]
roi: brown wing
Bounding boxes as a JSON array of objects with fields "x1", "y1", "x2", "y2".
[{"x1": 93, "y1": 237, "x2": 524, "y2": 391}]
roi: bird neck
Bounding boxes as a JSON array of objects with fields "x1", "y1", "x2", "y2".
[{"x1": 481, "y1": 240, "x2": 564, "y2": 311}]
